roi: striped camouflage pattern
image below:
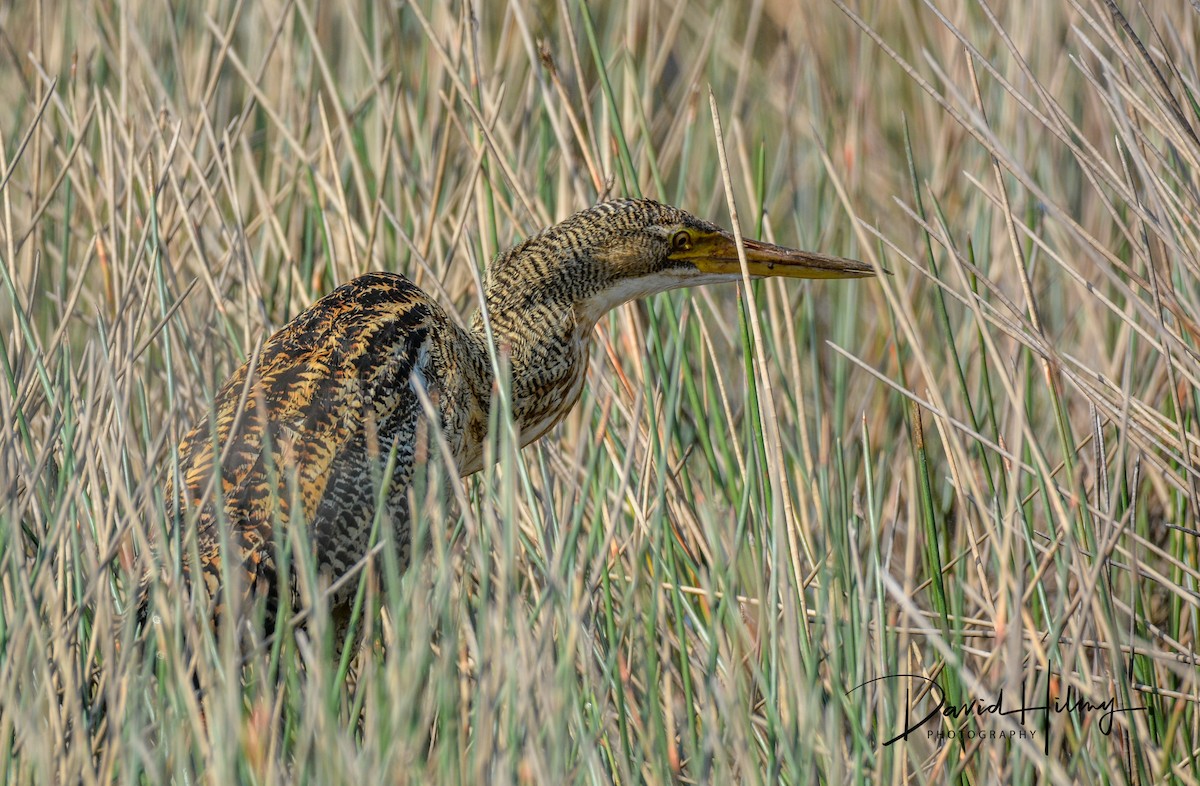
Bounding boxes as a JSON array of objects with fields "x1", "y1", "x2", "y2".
[{"x1": 160, "y1": 199, "x2": 787, "y2": 635}]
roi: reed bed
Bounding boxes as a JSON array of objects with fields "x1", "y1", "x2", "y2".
[{"x1": 0, "y1": 1, "x2": 1196, "y2": 782}]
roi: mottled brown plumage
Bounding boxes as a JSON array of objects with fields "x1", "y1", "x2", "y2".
[{"x1": 162, "y1": 198, "x2": 873, "y2": 637}]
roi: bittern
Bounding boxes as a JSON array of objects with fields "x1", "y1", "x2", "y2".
[{"x1": 163, "y1": 198, "x2": 872, "y2": 637}]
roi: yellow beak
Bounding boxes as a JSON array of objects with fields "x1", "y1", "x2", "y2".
[{"x1": 672, "y1": 230, "x2": 875, "y2": 280}]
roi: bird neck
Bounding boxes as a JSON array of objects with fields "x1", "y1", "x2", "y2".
[{"x1": 469, "y1": 288, "x2": 591, "y2": 450}]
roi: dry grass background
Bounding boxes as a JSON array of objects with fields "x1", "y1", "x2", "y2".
[{"x1": 1, "y1": 0, "x2": 1198, "y2": 783}]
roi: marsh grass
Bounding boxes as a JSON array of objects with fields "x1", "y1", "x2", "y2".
[{"x1": 1, "y1": 0, "x2": 1198, "y2": 782}]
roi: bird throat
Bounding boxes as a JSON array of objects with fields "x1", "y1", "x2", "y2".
[{"x1": 490, "y1": 303, "x2": 589, "y2": 443}]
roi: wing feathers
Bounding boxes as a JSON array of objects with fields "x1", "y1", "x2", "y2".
[{"x1": 167, "y1": 272, "x2": 445, "y2": 617}]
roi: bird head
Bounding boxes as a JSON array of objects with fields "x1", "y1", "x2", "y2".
[{"x1": 483, "y1": 198, "x2": 875, "y2": 331}]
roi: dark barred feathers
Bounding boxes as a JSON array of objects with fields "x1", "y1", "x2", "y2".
[
  {"x1": 164, "y1": 273, "x2": 463, "y2": 630},
  {"x1": 154, "y1": 198, "x2": 872, "y2": 642}
]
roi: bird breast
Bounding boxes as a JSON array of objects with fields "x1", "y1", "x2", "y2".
[
  {"x1": 513, "y1": 340, "x2": 590, "y2": 448},
  {"x1": 505, "y1": 313, "x2": 592, "y2": 451}
]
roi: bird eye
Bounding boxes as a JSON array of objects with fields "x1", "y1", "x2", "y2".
[{"x1": 671, "y1": 230, "x2": 691, "y2": 251}]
